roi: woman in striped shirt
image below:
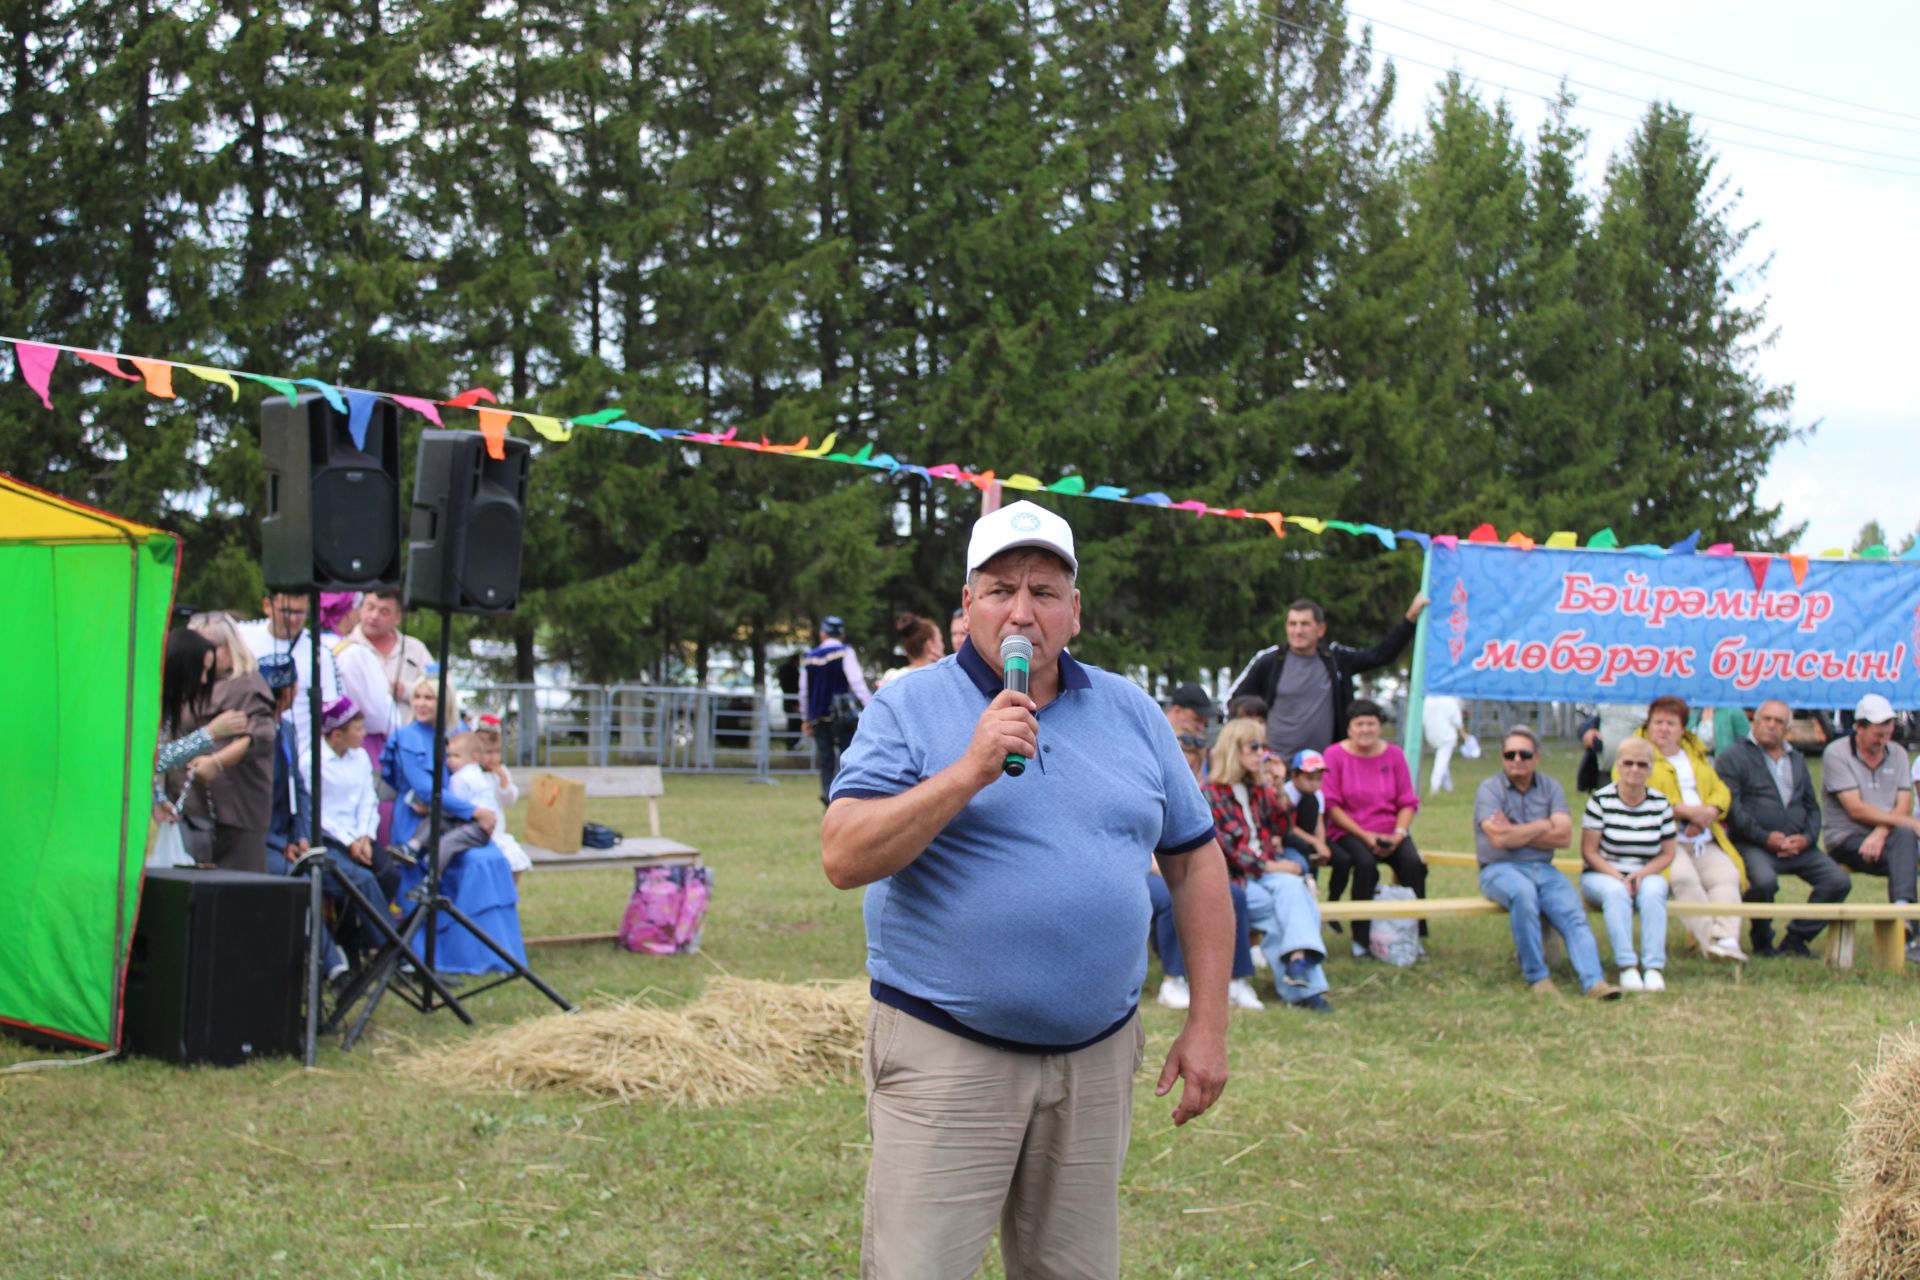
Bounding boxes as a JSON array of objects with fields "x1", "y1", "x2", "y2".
[{"x1": 1581, "y1": 737, "x2": 1678, "y2": 992}]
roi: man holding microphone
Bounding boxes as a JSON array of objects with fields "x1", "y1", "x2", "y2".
[{"x1": 823, "y1": 500, "x2": 1233, "y2": 1280}]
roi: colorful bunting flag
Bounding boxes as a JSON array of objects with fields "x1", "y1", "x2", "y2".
[
  {"x1": 184, "y1": 365, "x2": 240, "y2": 401},
  {"x1": 1788, "y1": 554, "x2": 1810, "y2": 586},
  {"x1": 76, "y1": 350, "x2": 139, "y2": 381},
  {"x1": 475, "y1": 408, "x2": 510, "y2": 459},
  {"x1": 448, "y1": 387, "x2": 497, "y2": 409},
  {"x1": 1742, "y1": 555, "x2": 1772, "y2": 590},
  {"x1": 13, "y1": 341, "x2": 57, "y2": 409},
  {"x1": 1587, "y1": 529, "x2": 1619, "y2": 550},
  {"x1": 1545, "y1": 532, "x2": 1578, "y2": 549},
  {"x1": 391, "y1": 394, "x2": 444, "y2": 426},
  {"x1": 130, "y1": 359, "x2": 176, "y2": 400},
  {"x1": 520, "y1": 413, "x2": 571, "y2": 443},
  {"x1": 1467, "y1": 523, "x2": 1498, "y2": 543},
  {"x1": 293, "y1": 378, "x2": 346, "y2": 415}
]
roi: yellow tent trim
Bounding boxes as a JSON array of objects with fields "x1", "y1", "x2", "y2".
[{"x1": 0, "y1": 473, "x2": 166, "y2": 544}]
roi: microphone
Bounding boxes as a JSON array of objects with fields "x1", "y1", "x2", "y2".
[{"x1": 1000, "y1": 635, "x2": 1033, "y2": 776}]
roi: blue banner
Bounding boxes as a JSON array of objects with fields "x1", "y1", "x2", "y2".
[{"x1": 1424, "y1": 544, "x2": 1920, "y2": 708}]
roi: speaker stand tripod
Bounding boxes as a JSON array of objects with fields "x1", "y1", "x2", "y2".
[{"x1": 335, "y1": 607, "x2": 574, "y2": 1050}]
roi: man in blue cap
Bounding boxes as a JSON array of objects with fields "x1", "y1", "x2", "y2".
[{"x1": 800, "y1": 615, "x2": 872, "y2": 806}]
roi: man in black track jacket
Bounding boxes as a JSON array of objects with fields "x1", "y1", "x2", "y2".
[{"x1": 1227, "y1": 595, "x2": 1426, "y2": 763}]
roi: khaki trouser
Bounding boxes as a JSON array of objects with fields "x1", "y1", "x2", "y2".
[
  {"x1": 1670, "y1": 842, "x2": 1743, "y2": 953},
  {"x1": 861, "y1": 1001, "x2": 1145, "y2": 1280}
]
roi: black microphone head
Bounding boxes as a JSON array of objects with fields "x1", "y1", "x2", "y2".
[{"x1": 1000, "y1": 634, "x2": 1034, "y2": 664}]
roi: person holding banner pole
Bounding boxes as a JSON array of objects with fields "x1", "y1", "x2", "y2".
[{"x1": 1635, "y1": 697, "x2": 1747, "y2": 962}]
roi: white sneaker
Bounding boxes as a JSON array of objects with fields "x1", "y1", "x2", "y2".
[
  {"x1": 1642, "y1": 968, "x2": 1666, "y2": 992},
  {"x1": 1228, "y1": 978, "x2": 1265, "y2": 1011},
  {"x1": 1707, "y1": 937, "x2": 1748, "y2": 962},
  {"x1": 1618, "y1": 967, "x2": 1645, "y2": 993},
  {"x1": 1156, "y1": 976, "x2": 1190, "y2": 1010},
  {"x1": 1249, "y1": 946, "x2": 1269, "y2": 970}
]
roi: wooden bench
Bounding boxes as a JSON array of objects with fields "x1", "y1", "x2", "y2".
[
  {"x1": 518, "y1": 766, "x2": 699, "y2": 872},
  {"x1": 1314, "y1": 896, "x2": 1920, "y2": 973}
]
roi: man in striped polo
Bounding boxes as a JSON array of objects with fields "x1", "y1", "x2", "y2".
[{"x1": 1475, "y1": 726, "x2": 1621, "y2": 1000}]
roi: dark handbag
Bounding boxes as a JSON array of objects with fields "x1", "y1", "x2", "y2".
[
  {"x1": 830, "y1": 692, "x2": 863, "y2": 750},
  {"x1": 581, "y1": 822, "x2": 623, "y2": 850}
]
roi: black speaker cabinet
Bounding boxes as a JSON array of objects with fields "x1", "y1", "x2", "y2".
[
  {"x1": 260, "y1": 393, "x2": 403, "y2": 591},
  {"x1": 404, "y1": 429, "x2": 530, "y2": 615},
  {"x1": 123, "y1": 868, "x2": 307, "y2": 1067}
]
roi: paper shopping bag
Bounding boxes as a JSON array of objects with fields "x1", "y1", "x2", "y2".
[{"x1": 523, "y1": 772, "x2": 587, "y2": 852}]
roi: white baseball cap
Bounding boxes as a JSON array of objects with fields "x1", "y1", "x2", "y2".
[
  {"x1": 1855, "y1": 693, "x2": 1896, "y2": 724},
  {"x1": 966, "y1": 500, "x2": 1077, "y2": 581}
]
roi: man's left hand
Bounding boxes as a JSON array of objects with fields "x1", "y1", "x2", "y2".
[
  {"x1": 1156, "y1": 1022, "x2": 1228, "y2": 1125},
  {"x1": 349, "y1": 837, "x2": 374, "y2": 866}
]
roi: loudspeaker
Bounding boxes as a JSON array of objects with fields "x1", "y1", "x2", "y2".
[
  {"x1": 123, "y1": 868, "x2": 307, "y2": 1067},
  {"x1": 404, "y1": 429, "x2": 530, "y2": 615},
  {"x1": 260, "y1": 393, "x2": 403, "y2": 591}
]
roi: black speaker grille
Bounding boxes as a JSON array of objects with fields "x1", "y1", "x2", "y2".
[
  {"x1": 312, "y1": 468, "x2": 400, "y2": 584},
  {"x1": 462, "y1": 499, "x2": 525, "y2": 607}
]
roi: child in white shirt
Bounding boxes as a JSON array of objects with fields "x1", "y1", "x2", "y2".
[{"x1": 447, "y1": 731, "x2": 531, "y2": 877}]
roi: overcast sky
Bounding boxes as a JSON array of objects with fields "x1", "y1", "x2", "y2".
[{"x1": 1359, "y1": 0, "x2": 1918, "y2": 555}]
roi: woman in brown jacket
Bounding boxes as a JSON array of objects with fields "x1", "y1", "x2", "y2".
[{"x1": 166, "y1": 613, "x2": 278, "y2": 871}]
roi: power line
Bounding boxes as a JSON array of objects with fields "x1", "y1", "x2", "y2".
[
  {"x1": 1392, "y1": 0, "x2": 1920, "y2": 137},
  {"x1": 1343, "y1": 6, "x2": 1920, "y2": 163},
  {"x1": 1487, "y1": 0, "x2": 1920, "y2": 124},
  {"x1": 1258, "y1": 9, "x2": 1920, "y2": 179}
]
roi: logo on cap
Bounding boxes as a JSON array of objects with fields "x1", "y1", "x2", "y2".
[{"x1": 1011, "y1": 511, "x2": 1041, "y2": 532}]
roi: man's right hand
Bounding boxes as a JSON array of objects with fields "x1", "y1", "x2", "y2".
[
  {"x1": 961, "y1": 689, "x2": 1038, "y2": 788},
  {"x1": 1862, "y1": 828, "x2": 1888, "y2": 863},
  {"x1": 349, "y1": 836, "x2": 374, "y2": 866}
]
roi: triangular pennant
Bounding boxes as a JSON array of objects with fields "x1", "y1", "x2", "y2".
[
  {"x1": 1666, "y1": 531, "x2": 1701, "y2": 555},
  {"x1": 1395, "y1": 530, "x2": 1432, "y2": 550},
  {"x1": 1742, "y1": 554, "x2": 1771, "y2": 590},
  {"x1": 1704, "y1": 543, "x2": 1733, "y2": 556},
  {"x1": 1902, "y1": 544, "x2": 1920, "y2": 562},
  {"x1": 569, "y1": 408, "x2": 626, "y2": 427},
  {"x1": 390, "y1": 394, "x2": 443, "y2": 426},
  {"x1": 1818, "y1": 548, "x2": 1846, "y2": 559},
  {"x1": 237, "y1": 371, "x2": 300, "y2": 401},
  {"x1": 848, "y1": 442, "x2": 874, "y2": 463},
  {"x1": 968, "y1": 470, "x2": 996, "y2": 492},
  {"x1": 1432, "y1": 535, "x2": 1459, "y2": 551},
  {"x1": 475, "y1": 408, "x2": 510, "y2": 459},
  {"x1": 895, "y1": 464, "x2": 931, "y2": 481},
  {"x1": 1046, "y1": 475, "x2": 1087, "y2": 495},
  {"x1": 1253, "y1": 512, "x2": 1286, "y2": 539},
  {"x1": 130, "y1": 359, "x2": 177, "y2": 399},
  {"x1": 1787, "y1": 554, "x2": 1810, "y2": 585},
  {"x1": 13, "y1": 341, "x2": 58, "y2": 408},
  {"x1": 75, "y1": 350, "x2": 140, "y2": 381},
  {"x1": 1467, "y1": 523, "x2": 1499, "y2": 543},
  {"x1": 183, "y1": 365, "x2": 240, "y2": 401},
  {"x1": 795, "y1": 433, "x2": 838, "y2": 458},
  {"x1": 1505, "y1": 532, "x2": 1536, "y2": 550},
  {"x1": 1086, "y1": 485, "x2": 1130, "y2": 501},
  {"x1": 1545, "y1": 531, "x2": 1578, "y2": 549},
  {"x1": 343, "y1": 389, "x2": 378, "y2": 449},
  {"x1": 1356, "y1": 524, "x2": 1397, "y2": 550},
  {"x1": 606, "y1": 419, "x2": 661, "y2": 441},
  {"x1": 293, "y1": 378, "x2": 347, "y2": 415},
  {"x1": 1587, "y1": 528, "x2": 1618, "y2": 550},
  {"x1": 520, "y1": 413, "x2": 571, "y2": 443},
  {"x1": 1324, "y1": 520, "x2": 1360, "y2": 535},
  {"x1": 1002, "y1": 474, "x2": 1044, "y2": 491},
  {"x1": 447, "y1": 387, "x2": 497, "y2": 409},
  {"x1": 1131, "y1": 492, "x2": 1171, "y2": 506},
  {"x1": 1860, "y1": 544, "x2": 1890, "y2": 560},
  {"x1": 926, "y1": 463, "x2": 964, "y2": 480},
  {"x1": 1169, "y1": 499, "x2": 1209, "y2": 515},
  {"x1": 1289, "y1": 516, "x2": 1326, "y2": 533}
]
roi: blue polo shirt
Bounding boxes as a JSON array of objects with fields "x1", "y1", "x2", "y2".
[{"x1": 831, "y1": 638, "x2": 1214, "y2": 1047}]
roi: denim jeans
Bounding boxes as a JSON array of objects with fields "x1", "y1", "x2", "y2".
[
  {"x1": 1241, "y1": 872, "x2": 1330, "y2": 1004},
  {"x1": 813, "y1": 727, "x2": 840, "y2": 806},
  {"x1": 1479, "y1": 860, "x2": 1604, "y2": 990},
  {"x1": 1580, "y1": 871, "x2": 1669, "y2": 971},
  {"x1": 1147, "y1": 873, "x2": 1254, "y2": 979}
]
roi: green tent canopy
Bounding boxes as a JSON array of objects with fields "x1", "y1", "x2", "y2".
[{"x1": 1, "y1": 473, "x2": 177, "y2": 1049}]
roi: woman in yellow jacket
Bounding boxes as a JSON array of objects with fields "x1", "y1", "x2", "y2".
[{"x1": 1631, "y1": 695, "x2": 1749, "y2": 961}]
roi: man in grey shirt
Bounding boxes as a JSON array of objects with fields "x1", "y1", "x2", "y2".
[
  {"x1": 1473, "y1": 726, "x2": 1618, "y2": 999},
  {"x1": 1227, "y1": 595, "x2": 1427, "y2": 762},
  {"x1": 1822, "y1": 693, "x2": 1919, "y2": 959}
]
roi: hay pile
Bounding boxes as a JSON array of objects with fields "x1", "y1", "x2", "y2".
[
  {"x1": 1832, "y1": 1030, "x2": 1920, "y2": 1278},
  {"x1": 401, "y1": 977, "x2": 867, "y2": 1108}
]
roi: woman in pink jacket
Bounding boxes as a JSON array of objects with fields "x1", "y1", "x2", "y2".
[{"x1": 1321, "y1": 699, "x2": 1427, "y2": 956}]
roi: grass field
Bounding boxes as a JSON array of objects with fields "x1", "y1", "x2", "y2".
[{"x1": 1, "y1": 751, "x2": 1908, "y2": 1278}]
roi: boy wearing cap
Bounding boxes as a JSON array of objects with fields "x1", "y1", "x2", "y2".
[
  {"x1": 800, "y1": 614, "x2": 873, "y2": 806},
  {"x1": 300, "y1": 697, "x2": 402, "y2": 953},
  {"x1": 1822, "y1": 694, "x2": 1920, "y2": 959},
  {"x1": 823, "y1": 499, "x2": 1230, "y2": 1279}
]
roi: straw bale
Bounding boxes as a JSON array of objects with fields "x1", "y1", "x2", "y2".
[
  {"x1": 1829, "y1": 1030, "x2": 1920, "y2": 1278},
  {"x1": 399, "y1": 978, "x2": 868, "y2": 1108}
]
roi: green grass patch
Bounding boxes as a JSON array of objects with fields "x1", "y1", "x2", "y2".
[{"x1": 0, "y1": 755, "x2": 1903, "y2": 1277}]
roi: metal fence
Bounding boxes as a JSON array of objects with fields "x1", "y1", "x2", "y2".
[{"x1": 463, "y1": 683, "x2": 818, "y2": 776}]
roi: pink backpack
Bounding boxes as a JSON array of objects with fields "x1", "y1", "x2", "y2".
[{"x1": 618, "y1": 866, "x2": 713, "y2": 955}]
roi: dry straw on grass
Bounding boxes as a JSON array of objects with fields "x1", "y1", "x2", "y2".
[
  {"x1": 1830, "y1": 1028, "x2": 1920, "y2": 1278},
  {"x1": 400, "y1": 977, "x2": 868, "y2": 1109}
]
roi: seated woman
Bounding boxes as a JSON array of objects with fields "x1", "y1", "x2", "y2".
[
  {"x1": 1635, "y1": 695, "x2": 1747, "y2": 961},
  {"x1": 1581, "y1": 737, "x2": 1678, "y2": 992},
  {"x1": 1321, "y1": 699, "x2": 1426, "y2": 958},
  {"x1": 381, "y1": 679, "x2": 526, "y2": 974},
  {"x1": 1147, "y1": 855, "x2": 1262, "y2": 1011},
  {"x1": 1204, "y1": 718, "x2": 1331, "y2": 1013}
]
